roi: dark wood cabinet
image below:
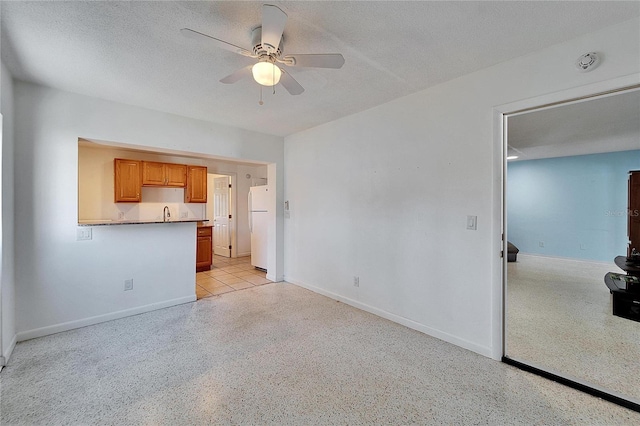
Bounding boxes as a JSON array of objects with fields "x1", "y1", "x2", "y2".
[
  {"x1": 196, "y1": 226, "x2": 213, "y2": 271},
  {"x1": 629, "y1": 171, "x2": 640, "y2": 256},
  {"x1": 114, "y1": 159, "x2": 142, "y2": 202}
]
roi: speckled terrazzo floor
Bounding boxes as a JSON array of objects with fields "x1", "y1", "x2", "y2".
[
  {"x1": 506, "y1": 254, "x2": 640, "y2": 403},
  {"x1": 2, "y1": 283, "x2": 639, "y2": 425}
]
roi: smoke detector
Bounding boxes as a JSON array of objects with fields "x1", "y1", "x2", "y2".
[{"x1": 575, "y1": 52, "x2": 600, "y2": 72}]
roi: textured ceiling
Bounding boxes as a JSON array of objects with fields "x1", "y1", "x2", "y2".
[
  {"x1": 1, "y1": 1, "x2": 639, "y2": 137},
  {"x1": 508, "y1": 89, "x2": 640, "y2": 161}
]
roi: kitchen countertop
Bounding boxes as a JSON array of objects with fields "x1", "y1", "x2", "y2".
[{"x1": 78, "y1": 219, "x2": 208, "y2": 227}]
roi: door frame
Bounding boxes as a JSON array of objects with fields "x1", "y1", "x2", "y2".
[
  {"x1": 207, "y1": 172, "x2": 237, "y2": 258},
  {"x1": 493, "y1": 74, "x2": 640, "y2": 410}
]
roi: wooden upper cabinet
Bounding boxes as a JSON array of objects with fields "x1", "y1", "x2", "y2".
[
  {"x1": 142, "y1": 161, "x2": 186, "y2": 187},
  {"x1": 114, "y1": 158, "x2": 142, "y2": 202},
  {"x1": 142, "y1": 161, "x2": 166, "y2": 186},
  {"x1": 165, "y1": 163, "x2": 187, "y2": 187},
  {"x1": 185, "y1": 166, "x2": 207, "y2": 203}
]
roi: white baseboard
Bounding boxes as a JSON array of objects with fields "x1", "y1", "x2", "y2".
[
  {"x1": 285, "y1": 277, "x2": 493, "y2": 358},
  {"x1": 1, "y1": 334, "x2": 17, "y2": 366},
  {"x1": 236, "y1": 251, "x2": 251, "y2": 258},
  {"x1": 266, "y1": 273, "x2": 283, "y2": 282},
  {"x1": 16, "y1": 295, "x2": 196, "y2": 342},
  {"x1": 518, "y1": 253, "x2": 615, "y2": 266}
]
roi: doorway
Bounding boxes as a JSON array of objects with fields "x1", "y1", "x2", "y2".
[
  {"x1": 502, "y1": 86, "x2": 640, "y2": 410},
  {"x1": 207, "y1": 174, "x2": 233, "y2": 258}
]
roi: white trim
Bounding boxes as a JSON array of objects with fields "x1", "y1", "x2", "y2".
[
  {"x1": 0, "y1": 112, "x2": 3, "y2": 368},
  {"x1": 516, "y1": 253, "x2": 620, "y2": 268},
  {"x1": 16, "y1": 295, "x2": 196, "y2": 342},
  {"x1": 286, "y1": 278, "x2": 493, "y2": 358},
  {"x1": 236, "y1": 251, "x2": 251, "y2": 258},
  {"x1": 495, "y1": 73, "x2": 640, "y2": 363},
  {"x1": 1, "y1": 334, "x2": 17, "y2": 366},
  {"x1": 266, "y1": 273, "x2": 283, "y2": 282},
  {"x1": 494, "y1": 74, "x2": 640, "y2": 114}
]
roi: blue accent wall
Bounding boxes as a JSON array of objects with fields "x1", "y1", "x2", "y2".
[{"x1": 507, "y1": 150, "x2": 640, "y2": 262}]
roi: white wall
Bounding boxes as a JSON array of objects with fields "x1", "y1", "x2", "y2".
[
  {"x1": 14, "y1": 82, "x2": 283, "y2": 339},
  {"x1": 0, "y1": 60, "x2": 16, "y2": 363},
  {"x1": 284, "y1": 18, "x2": 640, "y2": 357}
]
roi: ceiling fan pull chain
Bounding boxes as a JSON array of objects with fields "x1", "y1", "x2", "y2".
[
  {"x1": 259, "y1": 86, "x2": 264, "y2": 106},
  {"x1": 272, "y1": 66, "x2": 276, "y2": 95}
]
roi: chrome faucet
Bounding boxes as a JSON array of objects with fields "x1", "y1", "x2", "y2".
[{"x1": 163, "y1": 206, "x2": 171, "y2": 222}]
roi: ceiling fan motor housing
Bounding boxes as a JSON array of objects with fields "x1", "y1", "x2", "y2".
[{"x1": 251, "y1": 27, "x2": 283, "y2": 59}]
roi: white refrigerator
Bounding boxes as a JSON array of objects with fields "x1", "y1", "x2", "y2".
[{"x1": 249, "y1": 186, "x2": 269, "y2": 270}]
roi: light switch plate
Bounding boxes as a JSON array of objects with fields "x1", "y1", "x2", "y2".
[{"x1": 466, "y1": 215, "x2": 477, "y2": 230}]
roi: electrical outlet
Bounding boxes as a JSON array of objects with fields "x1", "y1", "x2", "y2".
[
  {"x1": 539, "y1": 241, "x2": 545, "y2": 248},
  {"x1": 180, "y1": 212, "x2": 188, "y2": 219},
  {"x1": 124, "y1": 279, "x2": 133, "y2": 291},
  {"x1": 353, "y1": 276, "x2": 360, "y2": 287},
  {"x1": 580, "y1": 243, "x2": 587, "y2": 250},
  {"x1": 77, "y1": 228, "x2": 92, "y2": 241},
  {"x1": 117, "y1": 212, "x2": 125, "y2": 220}
]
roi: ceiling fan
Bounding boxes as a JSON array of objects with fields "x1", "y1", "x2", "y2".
[{"x1": 181, "y1": 4, "x2": 345, "y2": 96}]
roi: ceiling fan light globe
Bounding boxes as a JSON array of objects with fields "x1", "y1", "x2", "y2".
[{"x1": 252, "y1": 62, "x2": 282, "y2": 86}]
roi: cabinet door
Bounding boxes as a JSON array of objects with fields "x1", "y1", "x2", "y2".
[
  {"x1": 114, "y1": 159, "x2": 141, "y2": 202},
  {"x1": 630, "y1": 171, "x2": 640, "y2": 255},
  {"x1": 165, "y1": 163, "x2": 187, "y2": 187},
  {"x1": 196, "y1": 235, "x2": 212, "y2": 270},
  {"x1": 142, "y1": 161, "x2": 166, "y2": 186},
  {"x1": 185, "y1": 166, "x2": 207, "y2": 203}
]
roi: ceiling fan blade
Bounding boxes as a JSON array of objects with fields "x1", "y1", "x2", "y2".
[
  {"x1": 261, "y1": 4, "x2": 287, "y2": 52},
  {"x1": 282, "y1": 54, "x2": 345, "y2": 69},
  {"x1": 220, "y1": 66, "x2": 253, "y2": 84},
  {"x1": 180, "y1": 28, "x2": 254, "y2": 57},
  {"x1": 279, "y1": 69, "x2": 304, "y2": 95}
]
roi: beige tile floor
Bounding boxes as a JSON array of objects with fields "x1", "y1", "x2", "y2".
[{"x1": 196, "y1": 255, "x2": 272, "y2": 299}]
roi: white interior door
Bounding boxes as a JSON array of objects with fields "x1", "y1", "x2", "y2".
[{"x1": 213, "y1": 176, "x2": 231, "y2": 257}]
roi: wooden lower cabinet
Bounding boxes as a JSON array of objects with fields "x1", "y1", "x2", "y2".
[{"x1": 196, "y1": 226, "x2": 213, "y2": 271}]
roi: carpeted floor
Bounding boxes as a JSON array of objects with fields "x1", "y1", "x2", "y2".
[
  {"x1": 506, "y1": 254, "x2": 640, "y2": 403},
  {"x1": 2, "y1": 282, "x2": 639, "y2": 425}
]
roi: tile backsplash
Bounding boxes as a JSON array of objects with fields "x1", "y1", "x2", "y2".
[{"x1": 114, "y1": 187, "x2": 206, "y2": 221}]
